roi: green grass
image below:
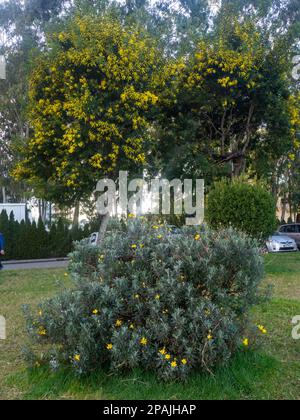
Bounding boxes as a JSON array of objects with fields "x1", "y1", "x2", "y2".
[{"x1": 0, "y1": 254, "x2": 300, "y2": 400}]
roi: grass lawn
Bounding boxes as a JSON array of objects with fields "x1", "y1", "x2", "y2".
[{"x1": 0, "y1": 253, "x2": 300, "y2": 400}]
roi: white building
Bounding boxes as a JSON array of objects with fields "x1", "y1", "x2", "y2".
[{"x1": 0, "y1": 203, "x2": 27, "y2": 222}]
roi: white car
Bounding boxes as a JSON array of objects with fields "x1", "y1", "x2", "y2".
[
  {"x1": 89, "y1": 232, "x2": 99, "y2": 246},
  {"x1": 266, "y1": 232, "x2": 298, "y2": 253}
]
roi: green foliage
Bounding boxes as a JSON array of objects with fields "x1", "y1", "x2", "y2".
[
  {"x1": 206, "y1": 179, "x2": 277, "y2": 239},
  {"x1": 0, "y1": 210, "x2": 87, "y2": 259},
  {"x1": 24, "y1": 219, "x2": 265, "y2": 381},
  {"x1": 14, "y1": 15, "x2": 163, "y2": 205}
]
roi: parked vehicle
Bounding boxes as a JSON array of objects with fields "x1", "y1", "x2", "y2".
[
  {"x1": 278, "y1": 224, "x2": 300, "y2": 249},
  {"x1": 266, "y1": 232, "x2": 298, "y2": 253},
  {"x1": 89, "y1": 232, "x2": 99, "y2": 246}
]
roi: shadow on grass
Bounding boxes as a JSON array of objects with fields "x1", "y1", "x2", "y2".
[{"x1": 7, "y1": 350, "x2": 279, "y2": 400}]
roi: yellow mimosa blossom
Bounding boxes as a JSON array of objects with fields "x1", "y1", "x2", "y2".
[
  {"x1": 171, "y1": 361, "x2": 178, "y2": 368},
  {"x1": 207, "y1": 334, "x2": 213, "y2": 341},
  {"x1": 165, "y1": 354, "x2": 171, "y2": 360},
  {"x1": 181, "y1": 359, "x2": 187, "y2": 365},
  {"x1": 131, "y1": 244, "x2": 137, "y2": 249},
  {"x1": 194, "y1": 234, "x2": 201, "y2": 241},
  {"x1": 74, "y1": 354, "x2": 81, "y2": 362},
  {"x1": 115, "y1": 320, "x2": 123, "y2": 327},
  {"x1": 159, "y1": 348, "x2": 166, "y2": 355},
  {"x1": 92, "y1": 309, "x2": 99, "y2": 315},
  {"x1": 106, "y1": 343, "x2": 113, "y2": 350}
]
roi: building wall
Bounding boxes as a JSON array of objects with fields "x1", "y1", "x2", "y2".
[{"x1": 0, "y1": 204, "x2": 26, "y2": 223}]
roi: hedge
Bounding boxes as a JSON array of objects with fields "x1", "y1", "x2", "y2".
[{"x1": 0, "y1": 210, "x2": 91, "y2": 260}]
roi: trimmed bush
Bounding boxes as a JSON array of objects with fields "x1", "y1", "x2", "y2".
[
  {"x1": 24, "y1": 218, "x2": 265, "y2": 381},
  {"x1": 206, "y1": 179, "x2": 277, "y2": 239},
  {"x1": 0, "y1": 210, "x2": 89, "y2": 260}
]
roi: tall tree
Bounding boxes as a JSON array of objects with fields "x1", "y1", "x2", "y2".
[
  {"x1": 14, "y1": 16, "x2": 164, "y2": 207},
  {"x1": 156, "y1": 18, "x2": 294, "y2": 180}
]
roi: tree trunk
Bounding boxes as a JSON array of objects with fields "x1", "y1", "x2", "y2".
[
  {"x1": 73, "y1": 202, "x2": 80, "y2": 228},
  {"x1": 1, "y1": 187, "x2": 6, "y2": 203},
  {"x1": 232, "y1": 156, "x2": 245, "y2": 177},
  {"x1": 281, "y1": 195, "x2": 287, "y2": 222},
  {"x1": 97, "y1": 213, "x2": 110, "y2": 245}
]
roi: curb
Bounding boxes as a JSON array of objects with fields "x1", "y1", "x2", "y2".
[{"x1": 3, "y1": 258, "x2": 69, "y2": 266}]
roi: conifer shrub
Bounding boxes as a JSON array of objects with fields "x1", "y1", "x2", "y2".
[{"x1": 24, "y1": 219, "x2": 265, "y2": 381}]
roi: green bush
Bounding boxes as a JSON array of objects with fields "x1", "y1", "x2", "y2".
[
  {"x1": 24, "y1": 218, "x2": 266, "y2": 381},
  {"x1": 0, "y1": 210, "x2": 89, "y2": 260},
  {"x1": 206, "y1": 179, "x2": 277, "y2": 239}
]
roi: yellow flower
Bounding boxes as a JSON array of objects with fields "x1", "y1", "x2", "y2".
[
  {"x1": 129, "y1": 324, "x2": 135, "y2": 330},
  {"x1": 181, "y1": 359, "x2": 187, "y2": 365},
  {"x1": 92, "y1": 309, "x2": 99, "y2": 315},
  {"x1": 134, "y1": 294, "x2": 140, "y2": 299},
  {"x1": 74, "y1": 354, "x2": 81, "y2": 362},
  {"x1": 140, "y1": 337, "x2": 148, "y2": 346},
  {"x1": 243, "y1": 338, "x2": 249, "y2": 347},
  {"x1": 38, "y1": 310, "x2": 43, "y2": 317},
  {"x1": 157, "y1": 235, "x2": 162, "y2": 239},
  {"x1": 131, "y1": 244, "x2": 137, "y2": 249},
  {"x1": 165, "y1": 354, "x2": 171, "y2": 360},
  {"x1": 38, "y1": 328, "x2": 47, "y2": 336},
  {"x1": 155, "y1": 294, "x2": 161, "y2": 300},
  {"x1": 162, "y1": 309, "x2": 169, "y2": 314},
  {"x1": 194, "y1": 234, "x2": 201, "y2": 241},
  {"x1": 128, "y1": 213, "x2": 135, "y2": 218},
  {"x1": 64, "y1": 272, "x2": 68, "y2": 277},
  {"x1": 207, "y1": 334, "x2": 213, "y2": 341},
  {"x1": 115, "y1": 320, "x2": 123, "y2": 327},
  {"x1": 171, "y1": 361, "x2": 178, "y2": 368},
  {"x1": 106, "y1": 343, "x2": 113, "y2": 350},
  {"x1": 152, "y1": 226, "x2": 159, "y2": 230},
  {"x1": 159, "y1": 348, "x2": 166, "y2": 355},
  {"x1": 140, "y1": 244, "x2": 145, "y2": 248},
  {"x1": 257, "y1": 325, "x2": 267, "y2": 334}
]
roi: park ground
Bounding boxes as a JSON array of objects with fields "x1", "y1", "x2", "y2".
[{"x1": 0, "y1": 253, "x2": 300, "y2": 400}]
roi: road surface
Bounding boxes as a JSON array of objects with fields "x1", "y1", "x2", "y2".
[{"x1": 2, "y1": 259, "x2": 69, "y2": 271}]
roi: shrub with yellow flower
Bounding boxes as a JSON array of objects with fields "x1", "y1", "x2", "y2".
[{"x1": 140, "y1": 337, "x2": 148, "y2": 346}]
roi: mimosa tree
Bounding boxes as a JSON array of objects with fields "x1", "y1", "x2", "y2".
[{"x1": 14, "y1": 16, "x2": 163, "y2": 205}]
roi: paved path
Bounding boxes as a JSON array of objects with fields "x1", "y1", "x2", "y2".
[{"x1": 2, "y1": 258, "x2": 69, "y2": 271}]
